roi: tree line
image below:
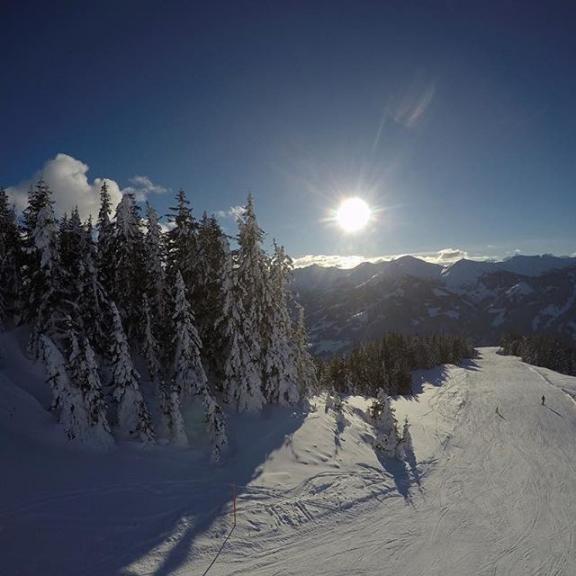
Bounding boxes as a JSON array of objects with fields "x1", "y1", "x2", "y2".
[
  {"x1": 0, "y1": 182, "x2": 317, "y2": 459},
  {"x1": 318, "y1": 333, "x2": 475, "y2": 397},
  {"x1": 499, "y1": 333, "x2": 576, "y2": 376}
]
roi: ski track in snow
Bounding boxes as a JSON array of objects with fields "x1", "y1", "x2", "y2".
[{"x1": 3, "y1": 348, "x2": 576, "y2": 575}]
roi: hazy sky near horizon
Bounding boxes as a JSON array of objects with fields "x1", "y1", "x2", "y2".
[{"x1": 1, "y1": 0, "x2": 575, "y2": 262}]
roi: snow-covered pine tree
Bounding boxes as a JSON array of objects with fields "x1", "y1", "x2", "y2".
[
  {"x1": 202, "y1": 389, "x2": 228, "y2": 463},
  {"x1": 218, "y1": 236, "x2": 264, "y2": 412},
  {"x1": 142, "y1": 294, "x2": 162, "y2": 386},
  {"x1": 109, "y1": 303, "x2": 155, "y2": 443},
  {"x1": 236, "y1": 194, "x2": 269, "y2": 396},
  {"x1": 22, "y1": 180, "x2": 67, "y2": 353},
  {"x1": 0, "y1": 187, "x2": 23, "y2": 325},
  {"x1": 40, "y1": 333, "x2": 114, "y2": 450},
  {"x1": 162, "y1": 383, "x2": 189, "y2": 447},
  {"x1": 292, "y1": 302, "x2": 318, "y2": 397},
  {"x1": 143, "y1": 203, "x2": 167, "y2": 331},
  {"x1": 166, "y1": 190, "x2": 198, "y2": 295},
  {"x1": 261, "y1": 241, "x2": 299, "y2": 405},
  {"x1": 371, "y1": 388, "x2": 401, "y2": 457},
  {"x1": 171, "y1": 270, "x2": 207, "y2": 400},
  {"x1": 96, "y1": 181, "x2": 116, "y2": 296},
  {"x1": 109, "y1": 193, "x2": 146, "y2": 338},
  {"x1": 59, "y1": 208, "x2": 110, "y2": 351},
  {"x1": 66, "y1": 331, "x2": 115, "y2": 449},
  {"x1": 396, "y1": 416, "x2": 414, "y2": 460},
  {"x1": 78, "y1": 217, "x2": 111, "y2": 351},
  {"x1": 195, "y1": 213, "x2": 228, "y2": 380}
]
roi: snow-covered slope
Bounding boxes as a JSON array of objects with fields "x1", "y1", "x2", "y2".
[{"x1": 3, "y1": 347, "x2": 576, "y2": 575}]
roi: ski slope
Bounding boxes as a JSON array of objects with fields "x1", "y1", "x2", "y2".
[{"x1": 2, "y1": 344, "x2": 576, "y2": 575}]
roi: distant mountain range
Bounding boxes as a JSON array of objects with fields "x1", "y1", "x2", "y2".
[{"x1": 293, "y1": 255, "x2": 576, "y2": 356}]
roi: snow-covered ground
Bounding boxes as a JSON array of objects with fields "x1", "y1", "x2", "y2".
[{"x1": 2, "y1": 339, "x2": 576, "y2": 575}]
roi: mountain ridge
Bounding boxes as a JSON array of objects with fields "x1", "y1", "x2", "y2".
[{"x1": 294, "y1": 254, "x2": 576, "y2": 355}]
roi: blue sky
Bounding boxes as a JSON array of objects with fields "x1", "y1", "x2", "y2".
[{"x1": 1, "y1": 0, "x2": 575, "y2": 264}]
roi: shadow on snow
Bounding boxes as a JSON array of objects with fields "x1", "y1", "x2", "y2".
[{"x1": 0, "y1": 404, "x2": 307, "y2": 576}]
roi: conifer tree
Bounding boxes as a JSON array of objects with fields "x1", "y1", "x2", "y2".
[
  {"x1": 236, "y1": 194, "x2": 269, "y2": 396},
  {"x1": 261, "y1": 242, "x2": 299, "y2": 405},
  {"x1": 162, "y1": 384, "x2": 189, "y2": 447},
  {"x1": 96, "y1": 181, "x2": 116, "y2": 295},
  {"x1": 203, "y1": 389, "x2": 228, "y2": 463},
  {"x1": 371, "y1": 388, "x2": 401, "y2": 457},
  {"x1": 142, "y1": 294, "x2": 162, "y2": 386},
  {"x1": 78, "y1": 217, "x2": 110, "y2": 350},
  {"x1": 40, "y1": 333, "x2": 114, "y2": 450},
  {"x1": 110, "y1": 194, "x2": 146, "y2": 337},
  {"x1": 0, "y1": 187, "x2": 23, "y2": 324},
  {"x1": 109, "y1": 303, "x2": 155, "y2": 442},
  {"x1": 292, "y1": 302, "x2": 318, "y2": 396},
  {"x1": 166, "y1": 190, "x2": 198, "y2": 294},
  {"x1": 219, "y1": 239, "x2": 264, "y2": 412},
  {"x1": 143, "y1": 203, "x2": 167, "y2": 330},
  {"x1": 171, "y1": 270, "x2": 207, "y2": 400},
  {"x1": 196, "y1": 213, "x2": 228, "y2": 379},
  {"x1": 396, "y1": 417, "x2": 414, "y2": 460},
  {"x1": 22, "y1": 180, "x2": 67, "y2": 352}
]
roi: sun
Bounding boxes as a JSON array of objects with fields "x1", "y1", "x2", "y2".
[{"x1": 335, "y1": 197, "x2": 371, "y2": 232}]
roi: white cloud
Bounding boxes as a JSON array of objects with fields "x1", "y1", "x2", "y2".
[
  {"x1": 293, "y1": 248, "x2": 489, "y2": 269},
  {"x1": 432, "y1": 248, "x2": 469, "y2": 263},
  {"x1": 6, "y1": 153, "x2": 123, "y2": 222},
  {"x1": 293, "y1": 254, "x2": 392, "y2": 269},
  {"x1": 6, "y1": 154, "x2": 169, "y2": 222},
  {"x1": 216, "y1": 205, "x2": 246, "y2": 221},
  {"x1": 122, "y1": 175, "x2": 169, "y2": 202}
]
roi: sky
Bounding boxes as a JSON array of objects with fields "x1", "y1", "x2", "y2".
[{"x1": 1, "y1": 0, "x2": 575, "y2": 266}]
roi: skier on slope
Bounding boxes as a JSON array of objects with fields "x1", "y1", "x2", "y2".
[{"x1": 541, "y1": 395, "x2": 546, "y2": 406}]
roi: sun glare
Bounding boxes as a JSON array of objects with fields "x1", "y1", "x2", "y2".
[{"x1": 335, "y1": 197, "x2": 371, "y2": 232}]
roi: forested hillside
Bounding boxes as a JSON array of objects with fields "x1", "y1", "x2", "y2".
[{"x1": 0, "y1": 182, "x2": 317, "y2": 457}]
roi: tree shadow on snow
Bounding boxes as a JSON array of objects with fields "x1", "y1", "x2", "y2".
[
  {"x1": 374, "y1": 450, "x2": 413, "y2": 502},
  {"x1": 2, "y1": 405, "x2": 307, "y2": 576},
  {"x1": 408, "y1": 358, "x2": 480, "y2": 399},
  {"x1": 150, "y1": 405, "x2": 307, "y2": 576}
]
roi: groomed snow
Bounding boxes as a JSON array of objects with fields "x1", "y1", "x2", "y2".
[{"x1": 2, "y1": 343, "x2": 576, "y2": 575}]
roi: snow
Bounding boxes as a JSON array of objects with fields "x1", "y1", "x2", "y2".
[
  {"x1": 3, "y1": 342, "x2": 576, "y2": 575},
  {"x1": 505, "y1": 281, "x2": 534, "y2": 299}
]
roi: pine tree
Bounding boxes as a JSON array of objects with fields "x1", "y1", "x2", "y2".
[
  {"x1": 219, "y1": 239, "x2": 264, "y2": 412},
  {"x1": 203, "y1": 389, "x2": 228, "y2": 463},
  {"x1": 109, "y1": 194, "x2": 146, "y2": 337},
  {"x1": 96, "y1": 181, "x2": 116, "y2": 295},
  {"x1": 161, "y1": 384, "x2": 189, "y2": 447},
  {"x1": 22, "y1": 180, "x2": 67, "y2": 353},
  {"x1": 78, "y1": 217, "x2": 111, "y2": 350},
  {"x1": 109, "y1": 303, "x2": 155, "y2": 442},
  {"x1": 142, "y1": 294, "x2": 162, "y2": 386},
  {"x1": 396, "y1": 417, "x2": 414, "y2": 460},
  {"x1": 371, "y1": 388, "x2": 401, "y2": 457},
  {"x1": 166, "y1": 190, "x2": 198, "y2": 294},
  {"x1": 171, "y1": 270, "x2": 207, "y2": 400},
  {"x1": 0, "y1": 187, "x2": 23, "y2": 324},
  {"x1": 143, "y1": 203, "x2": 167, "y2": 331},
  {"x1": 236, "y1": 194, "x2": 269, "y2": 399},
  {"x1": 262, "y1": 242, "x2": 299, "y2": 405},
  {"x1": 40, "y1": 333, "x2": 114, "y2": 450},
  {"x1": 67, "y1": 331, "x2": 115, "y2": 448},
  {"x1": 196, "y1": 213, "x2": 228, "y2": 380},
  {"x1": 292, "y1": 302, "x2": 318, "y2": 397}
]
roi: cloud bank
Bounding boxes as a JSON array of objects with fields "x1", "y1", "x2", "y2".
[
  {"x1": 216, "y1": 205, "x2": 246, "y2": 221},
  {"x1": 6, "y1": 154, "x2": 168, "y2": 222},
  {"x1": 293, "y1": 248, "x2": 487, "y2": 269}
]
